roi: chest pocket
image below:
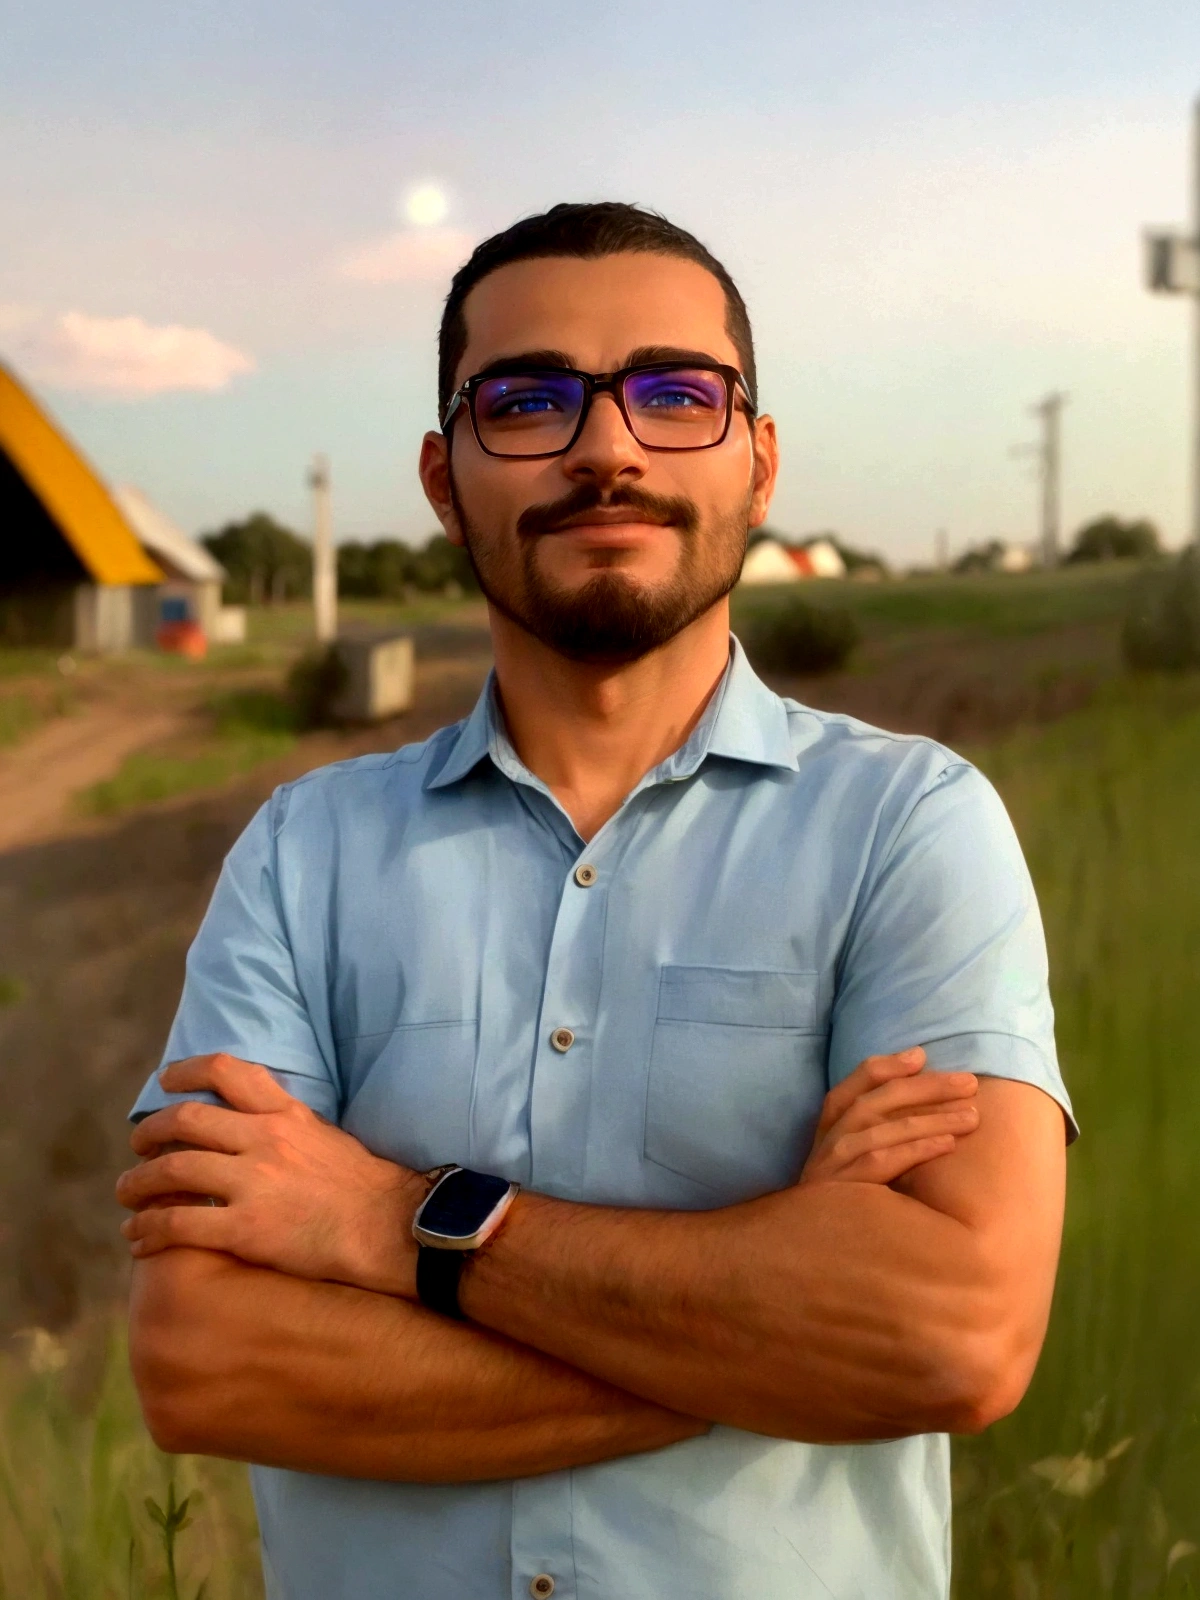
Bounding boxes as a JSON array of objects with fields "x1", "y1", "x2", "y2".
[{"x1": 643, "y1": 966, "x2": 826, "y2": 1203}]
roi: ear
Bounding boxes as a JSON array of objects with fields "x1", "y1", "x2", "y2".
[
  {"x1": 419, "y1": 431, "x2": 467, "y2": 548},
  {"x1": 747, "y1": 414, "x2": 779, "y2": 531}
]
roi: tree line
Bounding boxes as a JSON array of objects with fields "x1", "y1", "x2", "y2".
[{"x1": 201, "y1": 514, "x2": 478, "y2": 605}]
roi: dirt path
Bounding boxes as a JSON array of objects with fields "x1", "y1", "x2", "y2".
[{"x1": 0, "y1": 702, "x2": 187, "y2": 853}]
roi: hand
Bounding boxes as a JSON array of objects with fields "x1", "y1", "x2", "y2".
[
  {"x1": 799, "y1": 1047, "x2": 978, "y2": 1188},
  {"x1": 116, "y1": 1053, "x2": 423, "y2": 1297}
]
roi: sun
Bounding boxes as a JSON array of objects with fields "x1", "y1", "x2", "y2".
[{"x1": 405, "y1": 184, "x2": 450, "y2": 229}]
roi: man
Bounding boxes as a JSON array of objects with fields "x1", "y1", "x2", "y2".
[{"x1": 119, "y1": 203, "x2": 1073, "y2": 1600}]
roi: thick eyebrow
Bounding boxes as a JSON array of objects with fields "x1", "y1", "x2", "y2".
[
  {"x1": 469, "y1": 344, "x2": 733, "y2": 380},
  {"x1": 472, "y1": 349, "x2": 578, "y2": 378},
  {"x1": 622, "y1": 345, "x2": 730, "y2": 370}
]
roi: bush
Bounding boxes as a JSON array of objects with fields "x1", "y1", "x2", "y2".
[
  {"x1": 287, "y1": 645, "x2": 349, "y2": 729},
  {"x1": 738, "y1": 594, "x2": 859, "y2": 675},
  {"x1": 1068, "y1": 515, "x2": 1160, "y2": 564},
  {"x1": 1122, "y1": 548, "x2": 1200, "y2": 671}
]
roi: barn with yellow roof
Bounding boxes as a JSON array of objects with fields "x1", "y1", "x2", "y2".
[{"x1": 0, "y1": 362, "x2": 233, "y2": 652}]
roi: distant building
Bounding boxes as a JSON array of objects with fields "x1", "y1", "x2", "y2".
[
  {"x1": 740, "y1": 535, "x2": 847, "y2": 585},
  {"x1": 0, "y1": 362, "x2": 237, "y2": 650},
  {"x1": 996, "y1": 543, "x2": 1033, "y2": 574},
  {"x1": 951, "y1": 539, "x2": 1035, "y2": 576},
  {"x1": 114, "y1": 485, "x2": 243, "y2": 643}
]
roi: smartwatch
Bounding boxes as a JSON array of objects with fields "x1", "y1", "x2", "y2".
[{"x1": 412, "y1": 1166, "x2": 519, "y2": 1320}]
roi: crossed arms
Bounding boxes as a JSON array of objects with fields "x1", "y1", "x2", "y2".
[{"x1": 119, "y1": 1048, "x2": 1065, "y2": 1482}]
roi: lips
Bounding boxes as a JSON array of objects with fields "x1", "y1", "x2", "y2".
[{"x1": 547, "y1": 513, "x2": 674, "y2": 535}]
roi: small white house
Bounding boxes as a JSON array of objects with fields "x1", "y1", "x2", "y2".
[
  {"x1": 741, "y1": 539, "x2": 804, "y2": 584},
  {"x1": 740, "y1": 535, "x2": 847, "y2": 585},
  {"x1": 997, "y1": 543, "x2": 1033, "y2": 574}
]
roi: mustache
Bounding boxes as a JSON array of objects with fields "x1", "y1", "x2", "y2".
[{"x1": 515, "y1": 483, "x2": 700, "y2": 541}]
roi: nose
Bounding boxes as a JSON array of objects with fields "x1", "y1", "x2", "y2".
[{"x1": 559, "y1": 390, "x2": 649, "y2": 488}]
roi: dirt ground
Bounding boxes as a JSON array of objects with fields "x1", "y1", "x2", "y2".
[{"x1": 0, "y1": 611, "x2": 1120, "y2": 1333}]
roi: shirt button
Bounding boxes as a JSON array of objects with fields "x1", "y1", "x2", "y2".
[
  {"x1": 550, "y1": 1027, "x2": 575, "y2": 1053},
  {"x1": 529, "y1": 1578, "x2": 555, "y2": 1599},
  {"x1": 574, "y1": 862, "x2": 598, "y2": 887}
]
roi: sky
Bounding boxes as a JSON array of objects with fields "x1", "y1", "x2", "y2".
[{"x1": 1, "y1": 1, "x2": 1197, "y2": 566}]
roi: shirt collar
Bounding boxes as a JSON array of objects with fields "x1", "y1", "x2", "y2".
[{"x1": 424, "y1": 634, "x2": 798, "y2": 793}]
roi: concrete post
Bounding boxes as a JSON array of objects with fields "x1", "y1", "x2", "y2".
[{"x1": 310, "y1": 453, "x2": 337, "y2": 644}]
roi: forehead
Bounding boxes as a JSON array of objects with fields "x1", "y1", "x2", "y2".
[{"x1": 455, "y1": 252, "x2": 737, "y2": 380}]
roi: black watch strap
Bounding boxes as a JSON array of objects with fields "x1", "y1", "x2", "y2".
[{"x1": 416, "y1": 1246, "x2": 468, "y2": 1320}]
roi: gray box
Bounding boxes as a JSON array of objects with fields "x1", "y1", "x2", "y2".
[{"x1": 330, "y1": 633, "x2": 415, "y2": 721}]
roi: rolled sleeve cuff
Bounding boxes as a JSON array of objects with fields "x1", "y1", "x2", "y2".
[
  {"x1": 129, "y1": 1052, "x2": 339, "y2": 1124},
  {"x1": 918, "y1": 1030, "x2": 1078, "y2": 1142}
]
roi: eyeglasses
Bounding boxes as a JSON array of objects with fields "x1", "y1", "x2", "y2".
[{"x1": 442, "y1": 361, "x2": 756, "y2": 459}]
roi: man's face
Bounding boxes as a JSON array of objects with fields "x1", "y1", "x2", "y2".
[{"x1": 420, "y1": 252, "x2": 778, "y2": 663}]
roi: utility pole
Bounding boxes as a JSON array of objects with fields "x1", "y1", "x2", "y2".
[
  {"x1": 935, "y1": 528, "x2": 949, "y2": 571},
  {"x1": 1144, "y1": 94, "x2": 1200, "y2": 545},
  {"x1": 1032, "y1": 393, "x2": 1067, "y2": 566},
  {"x1": 1013, "y1": 395, "x2": 1068, "y2": 565},
  {"x1": 309, "y1": 453, "x2": 337, "y2": 643}
]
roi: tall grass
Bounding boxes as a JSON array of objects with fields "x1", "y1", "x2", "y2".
[
  {"x1": 953, "y1": 675, "x2": 1200, "y2": 1597},
  {"x1": 0, "y1": 1320, "x2": 260, "y2": 1599}
]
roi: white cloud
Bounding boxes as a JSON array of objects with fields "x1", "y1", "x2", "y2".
[
  {"x1": 339, "y1": 227, "x2": 474, "y2": 285},
  {"x1": 0, "y1": 309, "x2": 255, "y2": 396}
]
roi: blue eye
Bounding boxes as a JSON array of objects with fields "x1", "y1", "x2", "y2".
[
  {"x1": 476, "y1": 373, "x2": 585, "y2": 426},
  {"x1": 492, "y1": 390, "x2": 562, "y2": 417},
  {"x1": 626, "y1": 369, "x2": 725, "y2": 414},
  {"x1": 645, "y1": 388, "x2": 703, "y2": 409}
]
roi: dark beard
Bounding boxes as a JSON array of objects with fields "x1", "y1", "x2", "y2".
[{"x1": 450, "y1": 478, "x2": 749, "y2": 665}]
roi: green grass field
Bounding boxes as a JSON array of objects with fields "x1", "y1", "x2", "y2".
[
  {"x1": 2, "y1": 651, "x2": 1197, "y2": 1598},
  {"x1": 731, "y1": 561, "x2": 1140, "y2": 643}
]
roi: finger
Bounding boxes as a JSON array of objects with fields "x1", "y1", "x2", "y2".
[
  {"x1": 121, "y1": 1203, "x2": 233, "y2": 1258},
  {"x1": 130, "y1": 1099, "x2": 258, "y2": 1158},
  {"x1": 816, "y1": 1049, "x2": 926, "y2": 1134},
  {"x1": 158, "y1": 1053, "x2": 293, "y2": 1115},
  {"x1": 828, "y1": 1105, "x2": 980, "y2": 1169},
  {"x1": 115, "y1": 1149, "x2": 236, "y2": 1211},
  {"x1": 834, "y1": 1071, "x2": 978, "y2": 1134},
  {"x1": 840, "y1": 1135, "x2": 958, "y2": 1186}
]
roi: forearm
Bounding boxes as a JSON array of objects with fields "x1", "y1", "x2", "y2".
[
  {"x1": 130, "y1": 1250, "x2": 705, "y2": 1481},
  {"x1": 458, "y1": 1083, "x2": 1064, "y2": 1444},
  {"x1": 460, "y1": 1181, "x2": 996, "y2": 1443}
]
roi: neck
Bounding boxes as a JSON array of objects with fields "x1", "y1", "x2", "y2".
[{"x1": 488, "y1": 602, "x2": 732, "y2": 841}]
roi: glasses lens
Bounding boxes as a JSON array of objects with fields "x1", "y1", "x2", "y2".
[
  {"x1": 473, "y1": 372, "x2": 586, "y2": 455},
  {"x1": 623, "y1": 367, "x2": 729, "y2": 449}
]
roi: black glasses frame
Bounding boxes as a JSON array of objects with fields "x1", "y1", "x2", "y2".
[{"x1": 441, "y1": 360, "x2": 756, "y2": 459}]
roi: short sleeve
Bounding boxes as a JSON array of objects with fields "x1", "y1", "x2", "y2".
[
  {"x1": 829, "y1": 759, "x2": 1076, "y2": 1139},
  {"x1": 129, "y1": 795, "x2": 339, "y2": 1124}
]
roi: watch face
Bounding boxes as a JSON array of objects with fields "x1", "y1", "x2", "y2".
[{"x1": 417, "y1": 1169, "x2": 515, "y2": 1245}]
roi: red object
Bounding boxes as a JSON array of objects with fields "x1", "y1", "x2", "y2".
[
  {"x1": 786, "y1": 547, "x2": 817, "y2": 576},
  {"x1": 156, "y1": 620, "x2": 208, "y2": 659}
]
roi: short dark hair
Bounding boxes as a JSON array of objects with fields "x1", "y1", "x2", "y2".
[{"x1": 438, "y1": 201, "x2": 757, "y2": 422}]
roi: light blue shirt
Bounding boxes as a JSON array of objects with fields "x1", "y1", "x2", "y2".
[{"x1": 132, "y1": 638, "x2": 1073, "y2": 1600}]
